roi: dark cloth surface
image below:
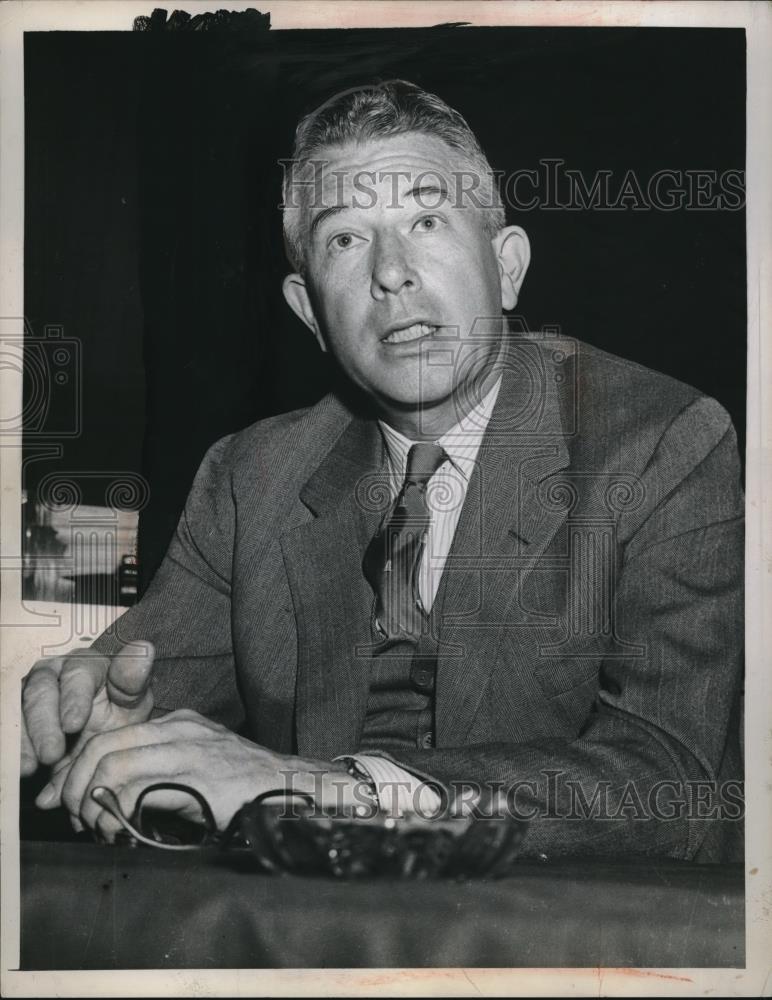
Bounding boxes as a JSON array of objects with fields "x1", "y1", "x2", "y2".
[{"x1": 20, "y1": 842, "x2": 744, "y2": 969}]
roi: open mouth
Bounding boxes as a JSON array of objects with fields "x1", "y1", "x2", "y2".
[{"x1": 382, "y1": 322, "x2": 438, "y2": 345}]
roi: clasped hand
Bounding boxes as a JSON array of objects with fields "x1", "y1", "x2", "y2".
[
  {"x1": 21, "y1": 641, "x2": 355, "y2": 841},
  {"x1": 63, "y1": 710, "x2": 328, "y2": 841}
]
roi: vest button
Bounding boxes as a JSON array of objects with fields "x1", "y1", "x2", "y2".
[
  {"x1": 411, "y1": 667, "x2": 435, "y2": 691},
  {"x1": 420, "y1": 732, "x2": 434, "y2": 749}
]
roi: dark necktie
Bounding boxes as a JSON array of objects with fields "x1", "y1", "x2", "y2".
[{"x1": 363, "y1": 442, "x2": 448, "y2": 646}]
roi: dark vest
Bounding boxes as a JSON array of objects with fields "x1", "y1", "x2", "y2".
[
  {"x1": 358, "y1": 620, "x2": 439, "y2": 753},
  {"x1": 356, "y1": 446, "x2": 445, "y2": 754}
]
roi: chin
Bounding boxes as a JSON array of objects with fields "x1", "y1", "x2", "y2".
[{"x1": 377, "y1": 383, "x2": 454, "y2": 413}]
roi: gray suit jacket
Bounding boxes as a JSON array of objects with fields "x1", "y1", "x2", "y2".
[{"x1": 94, "y1": 336, "x2": 744, "y2": 861}]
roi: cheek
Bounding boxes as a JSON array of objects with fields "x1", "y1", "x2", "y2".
[
  {"x1": 315, "y1": 258, "x2": 370, "y2": 312},
  {"x1": 462, "y1": 241, "x2": 500, "y2": 292},
  {"x1": 323, "y1": 303, "x2": 369, "y2": 353},
  {"x1": 316, "y1": 302, "x2": 372, "y2": 368},
  {"x1": 313, "y1": 287, "x2": 361, "y2": 338},
  {"x1": 427, "y1": 235, "x2": 499, "y2": 297}
]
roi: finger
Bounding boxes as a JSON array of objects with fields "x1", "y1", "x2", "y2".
[
  {"x1": 20, "y1": 710, "x2": 39, "y2": 777},
  {"x1": 59, "y1": 653, "x2": 109, "y2": 733},
  {"x1": 94, "y1": 805, "x2": 125, "y2": 844},
  {"x1": 36, "y1": 753, "x2": 74, "y2": 809},
  {"x1": 106, "y1": 641, "x2": 155, "y2": 709},
  {"x1": 85, "y1": 772, "x2": 204, "y2": 834},
  {"x1": 61, "y1": 721, "x2": 181, "y2": 820},
  {"x1": 45, "y1": 713, "x2": 213, "y2": 810},
  {"x1": 22, "y1": 659, "x2": 66, "y2": 765},
  {"x1": 36, "y1": 699, "x2": 109, "y2": 808}
]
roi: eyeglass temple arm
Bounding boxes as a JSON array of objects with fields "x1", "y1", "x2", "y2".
[{"x1": 90, "y1": 785, "x2": 210, "y2": 852}]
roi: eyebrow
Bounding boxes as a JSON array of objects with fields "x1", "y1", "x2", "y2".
[
  {"x1": 407, "y1": 181, "x2": 448, "y2": 204},
  {"x1": 308, "y1": 180, "x2": 450, "y2": 238},
  {"x1": 309, "y1": 204, "x2": 347, "y2": 238}
]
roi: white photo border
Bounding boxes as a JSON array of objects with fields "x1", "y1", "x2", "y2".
[{"x1": 1, "y1": 2, "x2": 769, "y2": 996}]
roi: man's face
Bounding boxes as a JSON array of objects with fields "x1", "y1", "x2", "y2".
[{"x1": 283, "y1": 133, "x2": 529, "y2": 434}]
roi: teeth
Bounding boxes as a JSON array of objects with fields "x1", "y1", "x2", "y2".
[{"x1": 384, "y1": 323, "x2": 435, "y2": 344}]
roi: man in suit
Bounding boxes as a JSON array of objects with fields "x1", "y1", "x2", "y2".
[{"x1": 21, "y1": 81, "x2": 744, "y2": 860}]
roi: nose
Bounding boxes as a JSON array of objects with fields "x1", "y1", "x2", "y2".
[{"x1": 370, "y1": 233, "x2": 421, "y2": 299}]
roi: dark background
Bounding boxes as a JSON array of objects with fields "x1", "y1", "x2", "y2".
[{"x1": 24, "y1": 25, "x2": 746, "y2": 590}]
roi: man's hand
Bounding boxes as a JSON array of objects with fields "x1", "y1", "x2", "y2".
[
  {"x1": 57, "y1": 709, "x2": 357, "y2": 841},
  {"x1": 21, "y1": 641, "x2": 155, "y2": 811}
]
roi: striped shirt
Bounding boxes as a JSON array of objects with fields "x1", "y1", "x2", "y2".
[{"x1": 377, "y1": 375, "x2": 503, "y2": 611}]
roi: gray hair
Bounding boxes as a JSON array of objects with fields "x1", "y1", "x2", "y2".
[{"x1": 281, "y1": 80, "x2": 506, "y2": 275}]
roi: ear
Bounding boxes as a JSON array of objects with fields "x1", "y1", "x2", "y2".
[
  {"x1": 491, "y1": 226, "x2": 531, "y2": 310},
  {"x1": 282, "y1": 273, "x2": 327, "y2": 352}
]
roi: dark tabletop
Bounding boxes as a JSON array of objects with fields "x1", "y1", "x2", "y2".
[{"x1": 20, "y1": 841, "x2": 744, "y2": 969}]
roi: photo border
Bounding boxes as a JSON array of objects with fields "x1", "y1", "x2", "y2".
[{"x1": 1, "y1": 2, "x2": 769, "y2": 996}]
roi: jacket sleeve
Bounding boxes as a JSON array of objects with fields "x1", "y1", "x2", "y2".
[
  {"x1": 91, "y1": 434, "x2": 245, "y2": 731},
  {"x1": 380, "y1": 397, "x2": 744, "y2": 861}
]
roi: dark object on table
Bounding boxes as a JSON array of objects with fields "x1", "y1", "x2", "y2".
[
  {"x1": 227, "y1": 791, "x2": 529, "y2": 879},
  {"x1": 88, "y1": 784, "x2": 528, "y2": 878}
]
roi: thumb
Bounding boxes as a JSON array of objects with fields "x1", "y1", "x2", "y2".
[{"x1": 106, "y1": 640, "x2": 155, "y2": 709}]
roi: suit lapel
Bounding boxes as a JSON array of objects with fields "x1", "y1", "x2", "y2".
[
  {"x1": 280, "y1": 414, "x2": 386, "y2": 759},
  {"x1": 280, "y1": 335, "x2": 575, "y2": 755},
  {"x1": 435, "y1": 337, "x2": 573, "y2": 745}
]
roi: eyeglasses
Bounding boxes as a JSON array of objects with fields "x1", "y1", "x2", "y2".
[
  {"x1": 90, "y1": 783, "x2": 221, "y2": 850},
  {"x1": 89, "y1": 784, "x2": 315, "y2": 852},
  {"x1": 90, "y1": 784, "x2": 530, "y2": 877}
]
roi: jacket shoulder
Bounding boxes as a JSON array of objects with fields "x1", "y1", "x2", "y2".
[
  {"x1": 569, "y1": 338, "x2": 734, "y2": 451},
  {"x1": 198, "y1": 393, "x2": 353, "y2": 492}
]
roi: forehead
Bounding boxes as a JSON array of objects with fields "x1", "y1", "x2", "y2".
[
  {"x1": 320, "y1": 132, "x2": 460, "y2": 180},
  {"x1": 303, "y1": 132, "x2": 465, "y2": 207}
]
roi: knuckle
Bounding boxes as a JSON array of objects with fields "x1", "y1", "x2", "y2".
[
  {"x1": 62, "y1": 653, "x2": 107, "y2": 679},
  {"x1": 92, "y1": 751, "x2": 125, "y2": 788},
  {"x1": 167, "y1": 708, "x2": 196, "y2": 722},
  {"x1": 26, "y1": 656, "x2": 56, "y2": 678},
  {"x1": 81, "y1": 730, "x2": 109, "y2": 759}
]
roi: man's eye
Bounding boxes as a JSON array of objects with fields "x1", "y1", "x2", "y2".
[
  {"x1": 413, "y1": 215, "x2": 444, "y2": 232},
  {"x1": 330, "y1": 233, "x2": 358, "y2": 250}
]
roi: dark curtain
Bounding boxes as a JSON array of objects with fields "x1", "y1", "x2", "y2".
[{"x1": 25, "y1": 27, "x2": 746, "y2": 591}]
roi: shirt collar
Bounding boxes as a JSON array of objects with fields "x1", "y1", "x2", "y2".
[{"x1": 378, "y1": 375, "x2": 503, "y2": 484}]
